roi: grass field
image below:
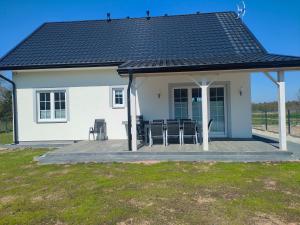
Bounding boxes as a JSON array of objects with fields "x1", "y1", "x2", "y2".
[
  {"x1": 0, "y1": 132, "x2": 13, "y2": 144},
  {"x1": 0, "y1": 149, "x2": 300, "y2": 225}
]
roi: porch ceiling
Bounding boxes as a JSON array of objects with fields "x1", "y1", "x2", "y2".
[{"x1": 117, "y1": 53, "x2": 300, "y2": 75}]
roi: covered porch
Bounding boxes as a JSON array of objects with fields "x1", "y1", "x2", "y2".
[{"x1": 119, "y1": 57, "x2": 300, "y2": 152}]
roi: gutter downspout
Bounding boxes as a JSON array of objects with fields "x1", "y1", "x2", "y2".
[
  {"x1": 0, "y1": 74, "x2": 18, "y2": 144},
  {"x1": 127, "y1": 71, "x2": 133, "y2": 151}
]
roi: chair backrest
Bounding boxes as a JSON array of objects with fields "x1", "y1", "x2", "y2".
[
  {"x1": 208, "y1": 119, "x2": 213, "y2": 131},
  {"x1": 167, "y1": 119, "x2": 178, "y2": 123},
  {"x1": 94, "y1": 119, "x2": 105, "y2": 133},
  {"x1": 167, "y1": 121, "x2": 180, "y2": 135},
  {"x1": 153, "y1": 119, "x2": 165, "y2": 124},
  {"x1": 180, "y1": 118, "x2": 191, "y2": 125},
  {"x1": 183, "y1": 121, "x2": 196, "y2": 135},
  {"x1": 150, "y1": 122, "x2": 164, "y2": 136}
]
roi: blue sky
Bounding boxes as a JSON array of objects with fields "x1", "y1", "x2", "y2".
[{"x1": 0, "y1": 0, "x2": 299, "y2": 102}]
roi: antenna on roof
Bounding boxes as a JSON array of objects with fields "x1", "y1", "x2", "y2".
[
  {"x1": 146, "y1": 10, "x2": 150, "y2": 20},
  {"x1": 236, "y1": 1, "x2": 246, "y2": 20},
  {"x1": 107, "y1": 13, "x2": 111, "y2": 22}
]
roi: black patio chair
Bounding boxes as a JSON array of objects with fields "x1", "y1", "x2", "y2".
[
  {"x1": 197, "y1": 119, "x2": 213, "y2": 143},
  {"x1": 89, "y1": 119, "x2": 106, "y2": 140},
  {"x1": 166, "y1": 120, "x2": 181, "y2": 145},
  {"x1": 167, "y1": 119, "x2": 178, "y2": 123},
  {"x1": 136, "y1": 115, "x2": 144, "y2": 141},
  {"x1": 182, "y1": 120, "x2": 198, "y2": 144},
  {"x1": 180, "y1": 118, "x2": 191, "y2": 125},
  {"x1": 208, "y1": 119, "x2": 213, "y2": 142},
  {"x1": 153, "y1": 119, "x2": 165, "y2": 124},
  {"x1": 149, "y1": 122, "x2": 165, "y2": 146}
]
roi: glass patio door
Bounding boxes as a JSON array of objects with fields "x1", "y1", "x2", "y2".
[
  {"x1": 172, "y1": 86, "x2": 226, "y2": 137},
  {"x1": 174, "y1": 88, "x2": 188, "y2": 119},
  {"x1": 191, "y1": 88, "x2": 202, "y2": 123},
  {"x1": 209, "y1": 87, "x2": 226, "y2": 135}
]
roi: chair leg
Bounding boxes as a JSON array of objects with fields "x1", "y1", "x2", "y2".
[{"x1": 166, "y1": 131, "x2": 168, "y2": 146}]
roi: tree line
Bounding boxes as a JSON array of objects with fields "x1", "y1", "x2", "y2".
[
  {"x1": 253, "y1": 89, "x2": 300, "y2": 112},
  {"x1": 0, "y1": 86, "x2": 12, "y2": 120}
]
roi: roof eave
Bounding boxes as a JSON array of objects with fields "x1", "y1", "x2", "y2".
[
  {"x1": 117, "y1": 61, "x2": 300, "y2": 75},
  {"x1": 0, "y1": 61, "x2": 123, "y2": 71}
]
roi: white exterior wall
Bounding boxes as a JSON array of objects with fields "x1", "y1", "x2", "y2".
[
  {"x1": 135, "y1": 72, "x2": 252, "y2": 138},
  {"x1": 14, "y1": 68, "x2": 252, "y2": 142},
  {"x1": 14, "y1": 68, "x2": 129, "y2": 141}
]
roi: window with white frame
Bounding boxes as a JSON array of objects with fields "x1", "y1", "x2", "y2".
[
  {"x1": 112, "y1": 88, "x2": 125, "y2": 108},
  {"x1": 37, "y1": 90, "x2": 67, "y2": 122}
]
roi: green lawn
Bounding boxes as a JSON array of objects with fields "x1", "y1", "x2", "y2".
[
  {"x1": 0, "y1": 149, "x2": 300, "y2": 225},
  {"x1": 0, "y1": 132, "x2": 13, "y2": 144}
]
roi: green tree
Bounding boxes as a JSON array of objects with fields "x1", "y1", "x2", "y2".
[{"x1": 0, "y1": 86, "x2": 12, "y2": 119}]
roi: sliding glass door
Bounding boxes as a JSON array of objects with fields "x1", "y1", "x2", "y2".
[
  {"x1": 192, "y1": 88, "x2": 202, "y2": 123},
  {"x1": 172, "y1": 86, "x2": 226, "y2": 137},
  {"x1": 209, "y1": 87, "x2": 225, "y2": 135}
]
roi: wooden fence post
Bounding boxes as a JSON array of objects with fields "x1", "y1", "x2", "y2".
[{"x1": 264, "y1": 111, "x2": 268, "y2": 131}]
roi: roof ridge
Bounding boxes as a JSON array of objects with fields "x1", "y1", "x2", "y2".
[{"x1": 42, "y1": 11, "x2": 236, "y2": 25}]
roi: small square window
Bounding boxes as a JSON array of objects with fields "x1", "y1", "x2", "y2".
[{"x1": 112, "y1": 88, "x2": 125, "y2": 108}]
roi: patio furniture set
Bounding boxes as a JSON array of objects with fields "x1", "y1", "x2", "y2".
[
  {"x1": 140, "y1": 118, "x2": 213, "y2": 147},
  {"x1": 90, "y1": 117, "x2": 213, "y2": 147}
]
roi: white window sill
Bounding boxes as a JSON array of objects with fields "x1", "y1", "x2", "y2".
[
  {"x1": 112, "y1": 105, "x2": 125, "y2": 109},
  {"x1": 37, "y1": 119, "x2": 68, "y2": 123}
]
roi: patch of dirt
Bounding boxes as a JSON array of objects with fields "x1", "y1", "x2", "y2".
[
  {"x1": 21, "y1": 164, "x2": 35, "y2": 169},
  {"x1": 0, "y1": 195, "x2": 16, "y2": 204},
  {"x1": 282, "y1": 190, "x2": 300, "y2": 198},
  {"x1": 161, "y1": 207, "x2": 176, "y2": 213},
  {"x1": 31, "y1": 191, "x2": 65, "y2": 202},
  {"x1": 54, "y1": 221, "x2": 68, "y2": 225},
  {"x1": 264, "y1": 180, "x2": 277, "y2": 190},
  {"x1": 117, "y1": 218, "x2": 150, "y2": 225},
  {"x1": 128, "y1": 160, "x2": 162, "y2": 165},
  {"x1": 46, "y1": 169, "x2": 71, "y2": 176},
  {"x1": 194, "y1": 195, "x2": 216, "y2": 205},
  {"x1": 192, "y1": 162, "x2": 216, "y2": 172},
  {"x1": 252, "y1": 212, "x2": 297, "y2": 225},
  {"x1": 128, "y1": 199, "x2": 153, "y2": 208},
  {"x1": 223, "y1": 192, "x2": 241, "y2": 200},
  {"x1": 31, "y1": 196, "x2": 43, "y2": 203}
]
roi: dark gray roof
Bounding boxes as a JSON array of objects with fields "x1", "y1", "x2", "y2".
[
  {"x1": 118, "y1": 53, "x2": 300, "y2": 74},
  {"x1": 0, "y1": 11, "x2": 299, "y2": 73}
]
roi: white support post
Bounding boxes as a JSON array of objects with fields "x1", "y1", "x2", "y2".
[
  {"x1": 131, "y1": 77, "x2": 138, "y2": 151},
  {"x1": 201, "y1": 81, "x2": 209, "y2": 151},
  {"x1": 277, "y1": 71, "x2": 287, "y2": 150}
]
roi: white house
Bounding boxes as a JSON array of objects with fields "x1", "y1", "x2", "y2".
[{"x1": 0, "y1": 12, "x2": 299, "y2": 151}]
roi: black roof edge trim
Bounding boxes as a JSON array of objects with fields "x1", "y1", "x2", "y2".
[
  {"x1": 0, "y1": 62, "x2": 122, "y2": 71},
  {"x1": 117, "y1": 61, "x2": 300, "y2": 75}
]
